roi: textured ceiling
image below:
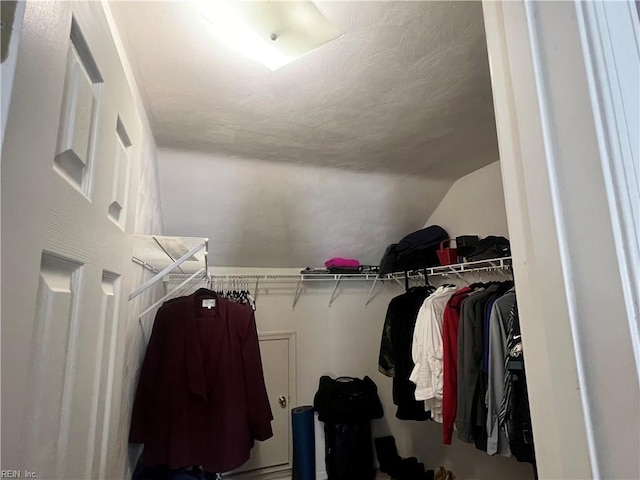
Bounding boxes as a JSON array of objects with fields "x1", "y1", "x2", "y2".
[{"x1": 110, "y1": 1, "x2": 498, "y2": 179}]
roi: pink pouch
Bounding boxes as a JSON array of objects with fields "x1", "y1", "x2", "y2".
[{"x1": 324, "y1": 257, "x2": 360, "y2": 268}]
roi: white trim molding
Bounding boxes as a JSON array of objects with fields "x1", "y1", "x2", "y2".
[
  {"x1": 574, "y1": 0, "x2": 640, "y2": 377},
  {"x1": 483, "y1": 1, "x2": 640, "y2": 479}
]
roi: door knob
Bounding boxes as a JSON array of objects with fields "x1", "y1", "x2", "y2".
[{"x1": 278, "y1": 395, "x2": 287, "y2": 408}]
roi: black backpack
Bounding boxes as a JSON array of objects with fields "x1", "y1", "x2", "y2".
[
  {"x1": 396, "y1": 225, "x2": 448, "y2": 257},
  {"x1": 396, "y1": 225, "x2": 448, "y2": 270},
  {"x1": 378, "y1": 226, "x2": 449, "y2": 274}
]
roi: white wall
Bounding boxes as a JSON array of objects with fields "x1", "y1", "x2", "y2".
[
  {"x1": 157, "y1": 148, "x2": 452, "y2": 267},
  {"x1": 425, "y1": 161, "x2": 509, "y2": 239}
]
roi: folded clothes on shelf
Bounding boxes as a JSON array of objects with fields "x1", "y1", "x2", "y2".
[
  {"x1": 327, "y1": 266, "x2": 361, "y2": 274},
  {"x1": 324, "y1": 257, "x2": 360, "y2": 268},
  {"x1": 300, "y1": 267, "x2": 330, "y2": 275}
]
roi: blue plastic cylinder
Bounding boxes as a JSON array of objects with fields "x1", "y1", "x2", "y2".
[{"x1": 291, "y1": 405, "x2": 315, "y2": 480}]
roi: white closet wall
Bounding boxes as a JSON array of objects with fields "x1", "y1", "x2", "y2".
[
  {"x1": 156, "y1": 148, "x2": 452, "y2": 268},
  {"x1": 425, "y1": 161, "x2": 509, "y2": 238}
]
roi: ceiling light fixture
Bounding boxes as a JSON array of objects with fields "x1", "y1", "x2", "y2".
[{"x1": 201, "y1": 0, "x2": 342, "y2": 70}]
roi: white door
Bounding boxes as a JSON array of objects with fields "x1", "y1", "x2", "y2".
[
  {"x1": 233, "y1": 334, "x2": 296, "y2": 476},
  {"x1": 1, "y1": 2, "x2": 146, "y2": 479}
]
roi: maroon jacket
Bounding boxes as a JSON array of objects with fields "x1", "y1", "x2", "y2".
[
  {"x1": 130, "y1": 290, "x2": 273, "y2": 472},
  {"x1": 442, "y1": 287, "x2": 472, "y2": 445}
]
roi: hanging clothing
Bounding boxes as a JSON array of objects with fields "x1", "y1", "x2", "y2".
[
  {"x1": 455, "y1": 286, "x2": 493, "y2": 444},
  {"x1": 486, "y1": 288, "x2": 516, "y2": 457},
  {"x1": 378, "y1": 287, "x2": 433, "y2": 421},
  {"x1": 471, "y1": 282, "x2": 514, "y2": 451},
  {"x1": 499, "y1": 303, "x2": 536, "y2": 464},
  {"x1": 130, "y1": 290, "x2": 273, "y2": 473},
  {"x1": 410, "y1": 285, "x2": 457, "y2": 422},
  {"x1": 441, "y1": 286, "x2": 473, "y2": 444}
]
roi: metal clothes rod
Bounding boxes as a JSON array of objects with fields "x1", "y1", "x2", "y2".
[
  {"x1": 132, "y1": 256, "x2": 159, "y2": 274},
  {"x1": 129, "y1": 242, "x2": 207, "y2": 300}
]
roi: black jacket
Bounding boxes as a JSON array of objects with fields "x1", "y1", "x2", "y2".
[{"x1": 379, "y1": 287, "x2": 433, "y2": 421}]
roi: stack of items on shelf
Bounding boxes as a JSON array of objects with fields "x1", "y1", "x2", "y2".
[
  {"x1": 378, "y1": 261, "x2": 535, "y2": 465},
  {"x1": 378, "y1": 225, "x2": 511, "y2": 274}
]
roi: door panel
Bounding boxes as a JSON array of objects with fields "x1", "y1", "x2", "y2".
[
  {"x1": 25, "y1": 253, "x2": 84, "y2": 477},
  {"x1": 88, "y1": 271, "x2": 121, "y2": 479},
  {"x1": 234, "y1": 336, "x2": 292, "y2": 474},
  {"x1": 54, "y1": 21, "x2": 103, "y2": 193}
]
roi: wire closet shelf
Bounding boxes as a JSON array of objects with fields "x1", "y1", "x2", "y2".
[{"x1": 165, "y1": 256, "x2": 513, "y2": 309}]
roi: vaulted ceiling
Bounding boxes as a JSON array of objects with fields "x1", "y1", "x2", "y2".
[{"x1": 110, "y1": 1, "x2": 499, "y2": 266}]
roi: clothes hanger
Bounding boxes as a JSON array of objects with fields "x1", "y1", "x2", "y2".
[
  {"x1": 423, "y1": 268, "x2": 437, "y2": 293},
  {"x1": 193, "y1": 287, "x2": 216, "y2": 298}
]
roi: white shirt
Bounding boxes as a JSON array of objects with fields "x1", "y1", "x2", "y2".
[{"x1": 409, "y1": 285, "x2": 457, "y2": 422}]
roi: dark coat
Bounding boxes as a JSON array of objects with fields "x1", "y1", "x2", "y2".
[
  {"x1": 378, "y1": 287, "x2": 433, "y2": 421},
  {"x1": 130, "y1": 290, "x2": 273, "y2": 473}
]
